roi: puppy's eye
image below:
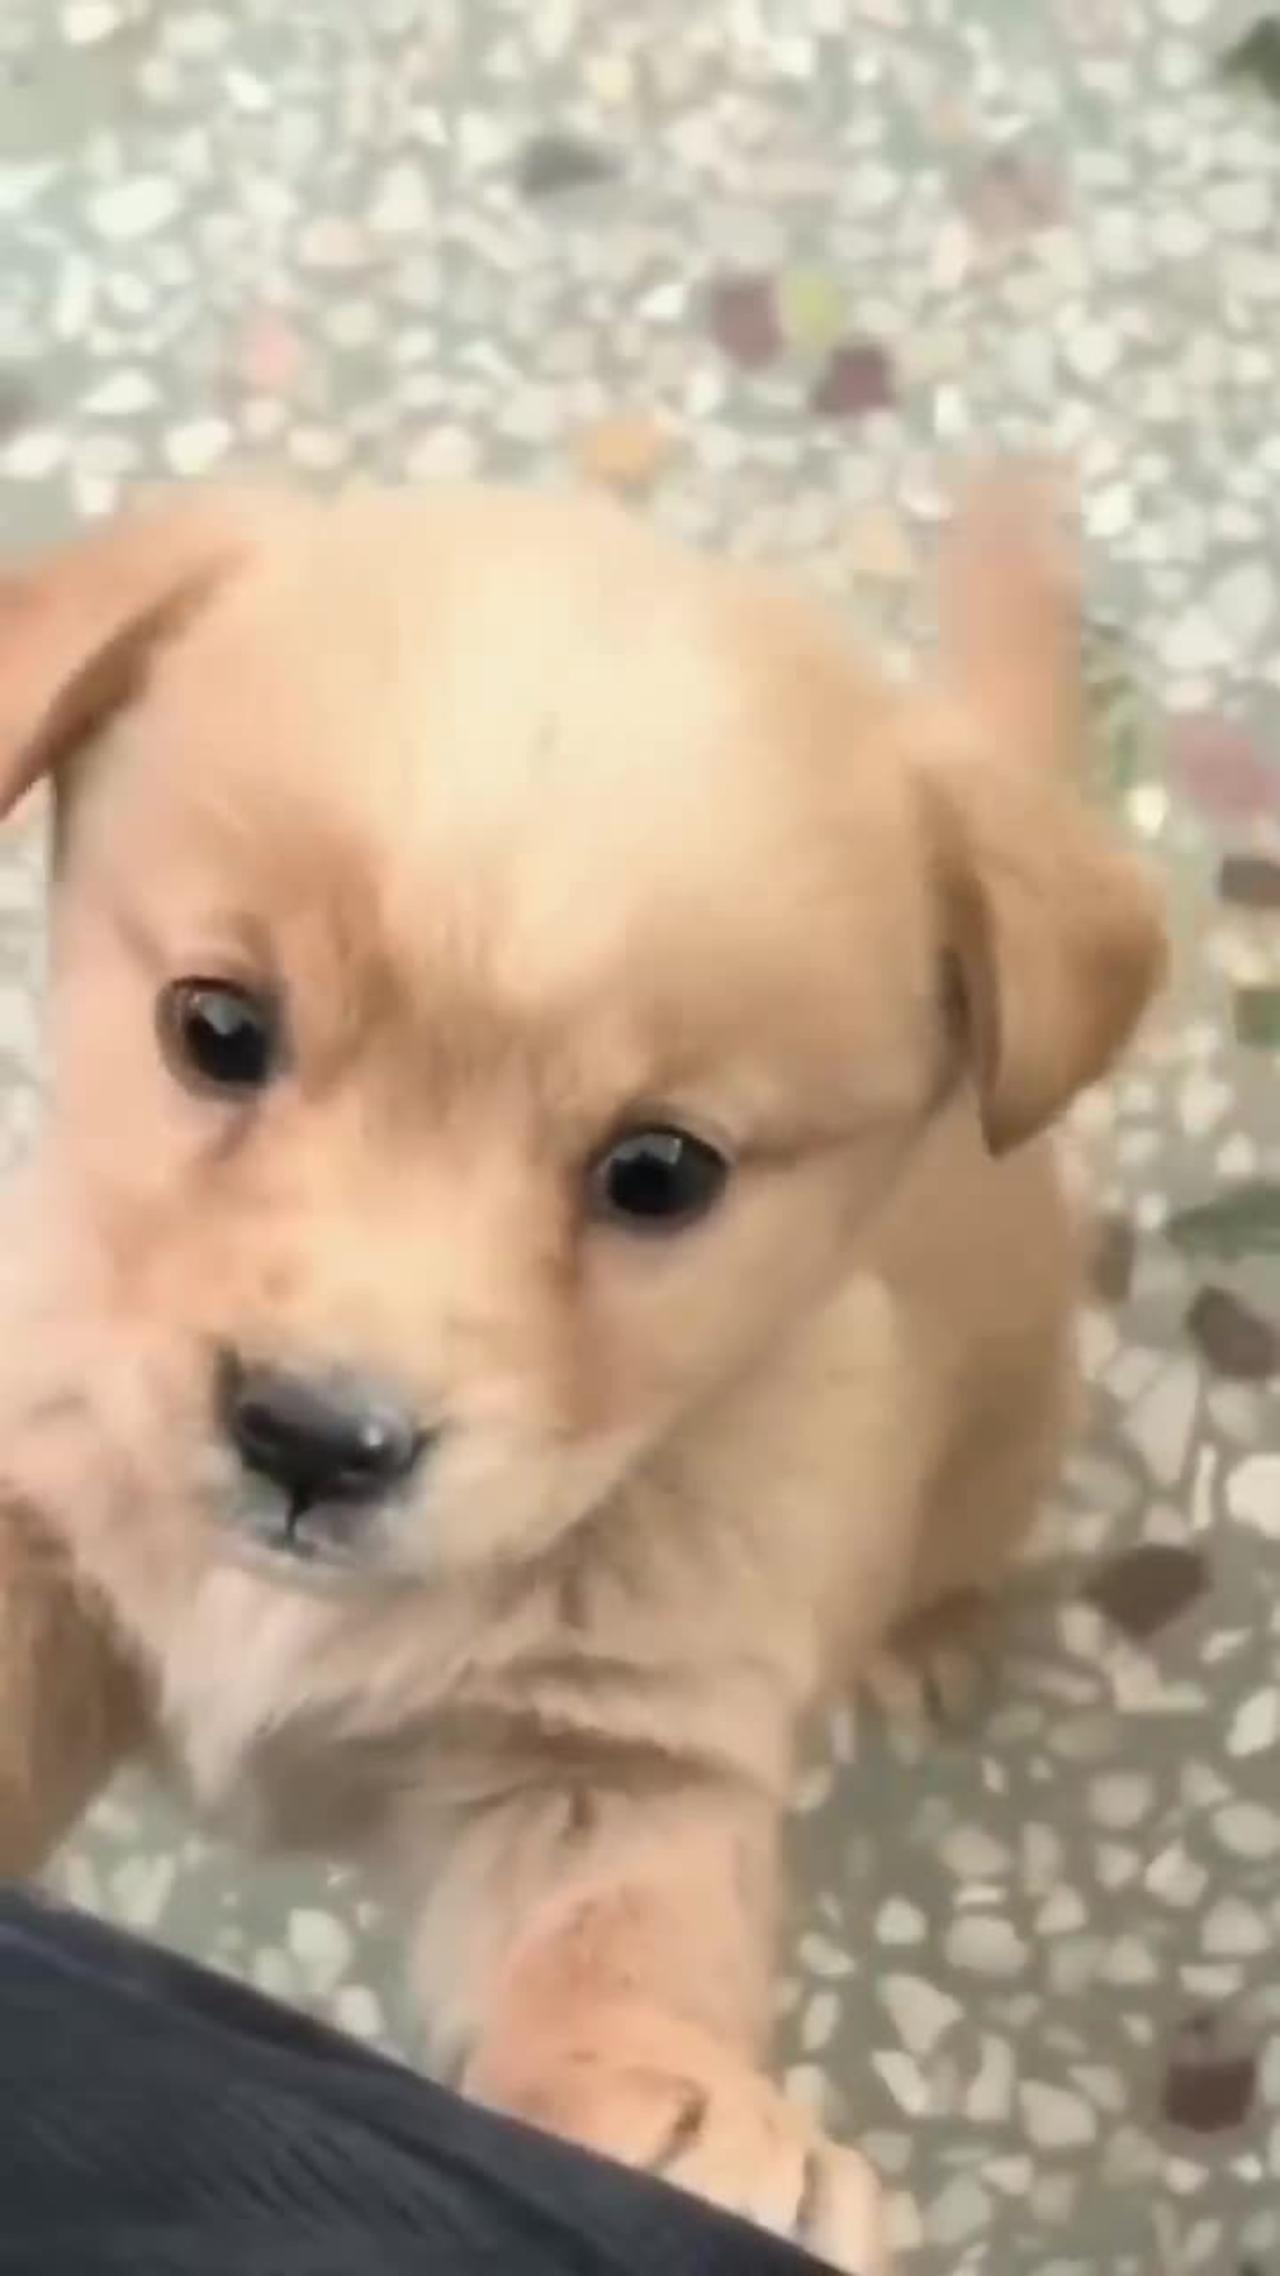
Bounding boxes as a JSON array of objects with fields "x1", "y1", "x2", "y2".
[
  {"x1": 589, "y1": 1126, "x2": 728, "y2": 1232},
  {"x1": 157, "y1": 979, "x2": 283, "y2": 1097}
]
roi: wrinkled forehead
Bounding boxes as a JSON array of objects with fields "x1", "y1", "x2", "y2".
[{"x1": 67, "y1": 492, "x2": 936, "y2": 1096}]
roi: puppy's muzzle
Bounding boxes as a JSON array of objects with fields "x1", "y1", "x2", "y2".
[{"x1": 217, "y1": 1349, "x2": 428, "y2": 1562}]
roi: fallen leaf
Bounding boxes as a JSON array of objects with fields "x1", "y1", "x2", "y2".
[{"x1": 1167, "y1": 1183, "x2": 1280, "y2": 1262}]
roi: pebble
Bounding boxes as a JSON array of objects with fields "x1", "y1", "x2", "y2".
[
  {"x1": 1227, "y1": 1455, "x2": 1280, "y2": 1539},
  {"x1": 369, "y1": 163, "x2": 433, "y2": 236},
  {"x1": 966, "y1": 2034, "x2": 1015, "y2": 2121},
  {"x1": 1202, "y1": 1898, "x2": 1268, "y2": 1958},
  {"x1": 90, "y1": 178, "x2": 183, "y2": 240},
  {"x1": 872, "y1": 2049, "x2": 931, "y2": 2117},
  {"x1": 1213, "y1": 1804, "x2": 1280, "y2": 1860},
  {"x1": 1020, "y1": 2081, "x2": 1097, "y2": 2149},
  {"x1": 1227, "y1": 1688, "x2": 1280, "y2": 1758},
  {"x1": 875, "y1": 1898, "x2": 926, "y2": 1946},
  {"x1": 164, "y1": 417, "x2": 232, "y2": 476},
  {"x1": 881, "y1": 1974, "x2": 961, "y2": 2057},
  {"x1": 928, "y1": 2176, "x2": 990, "y2": 2247},
  {"x1": 945, "y1": 1916, "x2": 1028, "y2": 1978},
  {"x1": 288, "y1": 1908, "x2": 354, "y2": 1988},
  {"x1": 1126, "y1": 1359, "x2": 1198, "y2": 1486}
]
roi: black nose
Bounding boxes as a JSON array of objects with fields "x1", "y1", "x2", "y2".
[{"x1": 219, "y1": 1354, "x2": 425, "y2": 1507}]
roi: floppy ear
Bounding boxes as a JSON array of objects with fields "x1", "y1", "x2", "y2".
[
  {"x1": 920, "y1": 464, "x2": 1167, "y2": 1156},
  {"x1": 0, "y1": 490, "x2": 264, "y2": 822}
]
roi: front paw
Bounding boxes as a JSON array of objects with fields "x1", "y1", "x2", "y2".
[{"x1": 467, "y1": 2012, "x2": 891, "y2": 2275}]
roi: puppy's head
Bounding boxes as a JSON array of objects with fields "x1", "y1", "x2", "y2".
[{"x1": 0, "y1": 474, "x2": 1163, "y2": 1585}]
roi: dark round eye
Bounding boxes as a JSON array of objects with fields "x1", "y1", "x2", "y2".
[
  {"x1": 589, "y1": 1126, "x2": 729, "y2": 1231},
  {"x1": 157, "y1": 979, "x2": 283, "y2": 1097}
]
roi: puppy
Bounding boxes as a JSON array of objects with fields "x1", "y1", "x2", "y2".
[{"x1": 0, "y1": 472, "x2": 1163, "y2": 2270}]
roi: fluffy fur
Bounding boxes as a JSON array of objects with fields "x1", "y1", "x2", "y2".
[{"x1": 0, "y1": 473, "x2": 1164, "y2": 2269}]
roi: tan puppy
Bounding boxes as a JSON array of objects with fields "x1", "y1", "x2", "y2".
[{"x1": 0, "y1": 473, "x2": 1163, "y2": 2270}]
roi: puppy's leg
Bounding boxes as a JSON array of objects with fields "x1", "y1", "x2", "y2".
[
  {"x1": 0, "y1": 1500, "x2": 144, "y2": 1873},
  {"x1": 412, "y1": 1781, "x2": 890, "y2": 2276}
]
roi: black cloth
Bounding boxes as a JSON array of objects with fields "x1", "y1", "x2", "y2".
[{"x1": 0, "y1": 1886, "x2": 833, "y2": 2275}]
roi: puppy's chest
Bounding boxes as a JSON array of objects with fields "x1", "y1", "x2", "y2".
[{"x1": 156, "y1": 1562, "x2": 721, "y2": 1855}]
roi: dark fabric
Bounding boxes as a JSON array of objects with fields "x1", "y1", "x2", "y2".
[{"x1": 0, "y1": 1886, "x2": 830, "y2": 2276}]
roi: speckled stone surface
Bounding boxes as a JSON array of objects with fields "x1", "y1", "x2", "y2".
[{"x1": 1, "y1": 3, "x2": 1279, "y2": 2269}]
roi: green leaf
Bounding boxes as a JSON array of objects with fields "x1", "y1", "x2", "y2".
[
  {"x1": 1083, "y1": 621, "x2": 1153, "y2": 807},
  {"x1": 1222, "y1": 19, "x2": 1280, "y2": 105},
  {"x1": 777, "y1": 266, "x2": 847, "y2": 355},
  {"x1": 1235, "y1": 987, "x2": 1280, "y2": 1050},
  {"x1": 1168, "y1": 1183, "x2": 1280, "y2": 1262}
]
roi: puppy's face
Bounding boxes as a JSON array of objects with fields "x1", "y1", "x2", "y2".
[{"x1": 4, "y1": 480, "x2": 1164, "y2": 1586}]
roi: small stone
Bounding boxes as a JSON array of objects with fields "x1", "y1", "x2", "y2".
[
  {"x1": 1204, "y1": 177, "x2": 1272, "y2": 233},
  {"x1": 1235, "y1": 987, "x2": 1280, "y2": 1049},
  {"x1": 876, "y1": 1898, "x2": 926, "y2": 1946},
  {"x1": 1212, "y1": 560, "x2": 1277, "y2": 645},
  {"x1": 811, "y1": 341, "x2": 896, "y2": 419},
  {"x1": 1088, "y1": 483, "x2": 1133, "y2": 539},
  {"x1": 1089, "y1": 1774, "x2": 1152, "y2": 1830},
  {"x1": 938, "y1": 1825, "x2": 1009, "y2": 1878},
  {"x1": 986, "y1": 2155, "x2": 1032, "y2": 2195},
  {"x1": 288, "y1": 1907, "x2": 353, "y2": 1988},
  {"x1": 1084, "y1": 1543, "x2": 1208, "y2": 1639},
  {"x1": 84, "y1": 370, "x2": 158, "y2": 416},
  {"x1": 1187, "y1": 1287, "x2": 1278, "y2": 1381},
  {"x1": 1152, "y1": 209, "x2": 1208, "y2": 260},
  {"x1": 1203, "y1": 1899, "x2": 1268, "y2": 1958},
  {"x1": 164, "y1": 418, "x2": 231, "y2": 477},
  {"x1": 517, "y1": 134, "x2": 615, "y2": 197},
  {"x1": 573, "y1": 411, "x2": 673, "y2": 494},
  {"x1": 1020, "y1": 2081, "x2": 1097, "y2": 2148},
  {"x1": 1065, "y1": 322, "x2": 1117, "y2": 382},
  {"x1": 881, "y1": 1973, "x2": 960, "y2": 2057},
  {"x1": 1212, "y1": 1803, "x2": 1280, "y2": 1860},
  {"x1": 927, "y1": 2174, "x2": 990, "y2": 2247},
  {"x1": 2, "y1": 428, "x2": 66, "y2": 479},
  {"x1": 1100, "y1": 1933, "x2": 1156, "y2": 1984},
  {"x1": 1160, "y1": 606, "x2": 1227, "y2": 674},
  {"x1": 707, "y1": 274, "x2": 782, "y2": 370},
  {"x1": 872, "y1": 2050, "x2": 930, "y2": 2116},
  {"x1": 945, "y1": 1916, "x2": 1027, "y2": 1978},
  {"x1": 61, "y1": 0, "x2": 121, "y2": 39},
  {"x1": 298, "y1": 218, "x2": 368, "y2": 270},
  {"x1": 368, "y1": 161, "x2": 432, "y2": 236},
  {"x1": 333, "y1": 1984, "x2": 384, "y2": 2041},
  {"x1": 1228, "y1": 1688, "x2": 1280, "y2": 1758},
  {"x1": 1170, "y1": 715, "x2": 1279, "y2": 822},
  {"x1": 236, "y1": 310, "x2": 304, "y2": 396},
  {"x1": 798, "y1": 1932, "x2": 854, "y2": 1980},
  {"x1": 1089, "y1": 1212, "x2": 1135, "y2": 1303},
  {"x1": 90, "y1": 177, "x2": 182, "y2": 240},
  {"x1": 801, "y1": 1989, "x2": 840, "y2": 2054},
  {"x1": 1037, "y1": 1887, "x2": 1086, "y2": 1934},
  {"x1": 967, "y1": 2034, "x2": 1015, "y2": 2121},
  {"x1": 959, "y1": 143, "x2": 1061, "y2": 240},
  {"x1": 1178, "y1": 1068, "x2": 1231, "y2": 1141},
  {"x1": 1126, "y1": 1359, "x2": 1198, "y2": 1486},
  {"x1": 1220, "y1": 855, "x2": 1280, "y2": 909},
  {"x1": 110, "y1": 1854, "x2": 175, "y2": 1928},
  {"x1": 1162, "y1": 2016, "x2": 1258, "y2": 2133},
  {"x1": 1227, "y1": 1453, "x2": 1280, "y2": 1537}
]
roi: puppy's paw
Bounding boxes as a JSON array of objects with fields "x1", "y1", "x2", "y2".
[{"x1": 468, "y1": 2015, "x2": 891, "y2": 2274}]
